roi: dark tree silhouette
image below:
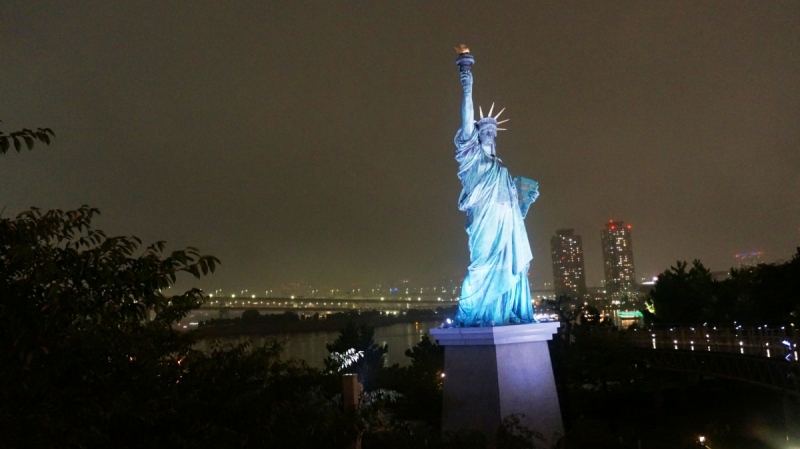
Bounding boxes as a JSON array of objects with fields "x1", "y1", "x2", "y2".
[
  {"x1": 646, "y1": 250, "x2": 800, "y2": 326},
  {"x1": 646, "y1": 260, "x2": 715, "y2": 324},
  {"x1": 0, "y1": 207, "x2": 360, "y2": 448},
  {"x1": 0, "y1": 120, "x2": 54, "y2": 154}
]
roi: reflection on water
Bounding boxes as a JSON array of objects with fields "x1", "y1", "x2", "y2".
[{"x1": 198, "y1": 321, "x2": 441, "y2": 369}]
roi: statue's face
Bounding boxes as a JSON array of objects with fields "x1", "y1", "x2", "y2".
[{"x1": 479, "y1": 129, "x2": 496, "y2": 156}]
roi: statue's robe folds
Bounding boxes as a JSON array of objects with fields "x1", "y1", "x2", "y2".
[{"x1": 454, "y1": 127, "x2": 534, "y2": 327}]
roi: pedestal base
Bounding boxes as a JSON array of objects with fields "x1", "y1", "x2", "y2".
[{"x1": 430, "y1": 322, "x2": 563, "y2": 445}]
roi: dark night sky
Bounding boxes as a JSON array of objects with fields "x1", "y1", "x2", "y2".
[{"x1": 2, "y1": 1, "x2": 799, "y2": 292}]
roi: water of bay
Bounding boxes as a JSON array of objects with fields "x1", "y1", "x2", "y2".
[{"x1": 201, "y1": 321, "x2": 441, "y2": 368}]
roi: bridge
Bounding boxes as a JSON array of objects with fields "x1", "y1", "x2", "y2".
[
  {"x1": 198, "y1": 296, "x2": 458, "y2": 314},
  {"x1": 626, "y1": 325, "x2": 800, "y2": 397}
]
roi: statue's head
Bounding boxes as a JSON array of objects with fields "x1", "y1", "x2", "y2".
[
  {"x1": 476, "y1": 118, "x2": 498, "y2": 155},
  {"x1": 475, "y1": 104, "x2": 508, "y2": 157}
]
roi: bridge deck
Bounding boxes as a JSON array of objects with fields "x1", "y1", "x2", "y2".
[{"x1": 626, "y1": 326, "x2": 799, "y2": 396}]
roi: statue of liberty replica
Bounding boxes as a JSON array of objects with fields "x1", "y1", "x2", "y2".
[
  {"x1": 431, "y1": 47, "x2": 562, "y2": 443},
  {"x1": 453, "y1": 45, "x2": 539, "y2": 327}
]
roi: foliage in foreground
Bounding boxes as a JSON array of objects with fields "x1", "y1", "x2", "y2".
[
  {"x1": 362, "y1": 414, "x2": 552, "y2": 449},
  {"x1": 0, "y1": 207, "x2": 361, "y2": 448},
  {"x1": 325, "y1": 321, "x2": 389, "y2": 389},
  {"x1": 0, "y1": 120, "x2": 54, "y2": 154}
]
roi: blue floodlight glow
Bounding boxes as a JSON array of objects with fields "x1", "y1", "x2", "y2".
[{"x1": 452, "y1": 50, "x2": 537, "y2": 327}]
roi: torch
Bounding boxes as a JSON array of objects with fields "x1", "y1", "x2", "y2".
[{"x1": 455, "y1": 44, "x2": 474, "y2": 72}]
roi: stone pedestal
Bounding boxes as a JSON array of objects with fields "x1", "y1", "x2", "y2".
[{"x1": 430, "y1": 322, "x2": 563, "y2": 445}]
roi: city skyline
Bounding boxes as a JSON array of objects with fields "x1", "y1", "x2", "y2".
[{"x1": 2, "y1": 2, "x2": 799, "y2": 292}]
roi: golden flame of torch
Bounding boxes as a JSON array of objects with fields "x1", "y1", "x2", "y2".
[{"x1": 454, "y1": 44, "x2": 470, "y2": 54}]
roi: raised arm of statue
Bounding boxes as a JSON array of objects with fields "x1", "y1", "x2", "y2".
[{"x1": 461, "y1": 70, "x2": 474, "y2": 137}]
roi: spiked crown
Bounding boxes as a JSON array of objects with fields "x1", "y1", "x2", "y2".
[{"x1": 475, "y1": 102, "x2": 509, "y2": 132}]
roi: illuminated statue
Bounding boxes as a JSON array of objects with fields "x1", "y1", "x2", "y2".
[{"x1": 453, "y1": 46, "x2": 539, "y2": 327}]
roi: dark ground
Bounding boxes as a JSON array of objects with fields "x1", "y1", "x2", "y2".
[{"x1": 563, "y1": 374, "x2": 796, "y2": 449}]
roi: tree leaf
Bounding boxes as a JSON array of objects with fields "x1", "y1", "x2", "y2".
[{"x1": 36, "y1": 132, "x2": 50, "y2": 145}]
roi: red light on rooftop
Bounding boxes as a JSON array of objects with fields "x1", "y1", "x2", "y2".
[{"x1": 626, "y1": 225, "x2": 631, "y2": 229}]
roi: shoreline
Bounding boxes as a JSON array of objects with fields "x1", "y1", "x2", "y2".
[{"x1": 194, "y1": 308, "x2": 453, "y2": 338}]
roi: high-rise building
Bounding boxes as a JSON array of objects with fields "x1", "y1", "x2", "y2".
[
  {"x1": 601, "y1": 220, "x2": 636, "y2": 296},
  {"x1": 550, "y1": 229, "x2": 587, "y2": 298},
  {"x1": 734, "y1": 251, "x2": 763, "y2": 268}
]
